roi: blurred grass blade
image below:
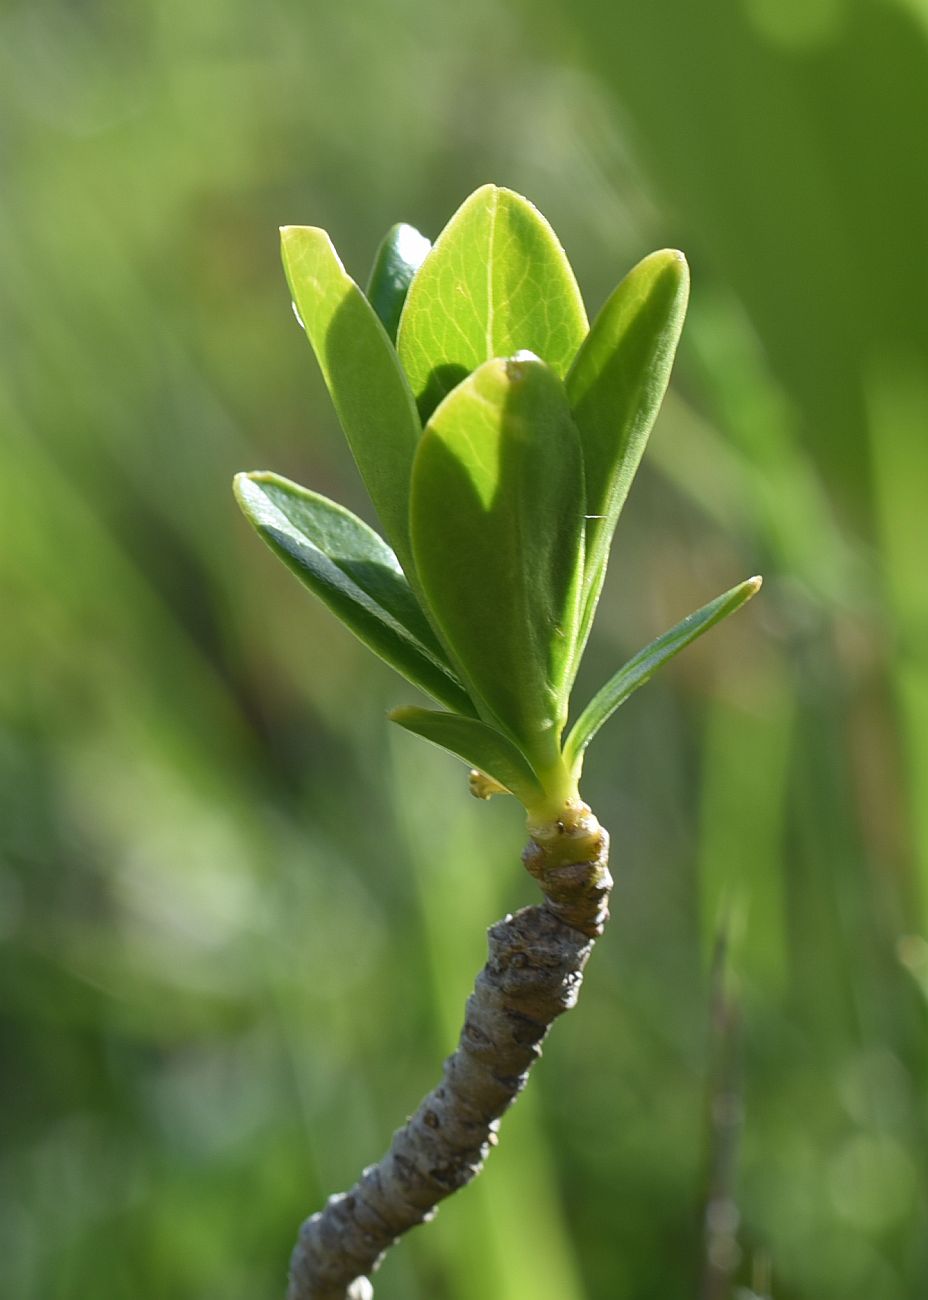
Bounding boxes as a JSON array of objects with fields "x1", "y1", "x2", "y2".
[
  {"x1": 567, "y1": 250, "x2": 689, "y2": 649},
  {"x1": 565, "y1": 576, "x2": 761, "y2": 773},
  {"x1": 365, "y1": 223, "x2": 432, "y2": 342},
  {"x1": 410, "y1": 354, "x2": 585, "y2": 764},
  {"x1": 397, "y1": 184, "x2": 588, "y2": 421},
  {"x1": 281, "y1": 225, "x2": 421, "y2": 573},
  {"x1": 235, "y1": 472, "x2": 474, "y2": 715},
  {"x1": 390, "y1": 706, "x2": 544, "y2": 807}
]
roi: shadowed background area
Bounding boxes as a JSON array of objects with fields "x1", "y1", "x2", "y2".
[{"x1": 2, "y1": 1, "x2": 927, "y2": 1296}]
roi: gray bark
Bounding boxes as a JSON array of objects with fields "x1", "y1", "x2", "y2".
[{"x1": 287, "y1": 806, "x2": 612, "y2": 1300}]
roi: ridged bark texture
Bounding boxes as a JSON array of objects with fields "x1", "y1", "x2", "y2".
[{"x1": 287, "y1": 805, "x2": 612, "y2": 1300}]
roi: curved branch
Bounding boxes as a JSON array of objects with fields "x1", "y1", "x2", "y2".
[{"x1": 287, "y1": 805, "x2": 612, "y2": 1300}]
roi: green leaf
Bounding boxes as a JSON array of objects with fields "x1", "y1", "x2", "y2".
[
  {"x1": 396, "y1": 184, "x2": 588, "y2": 422},
  {"x1": 410, "y1": 353, "x2": 586, "y2": 767},
  {"x1": 234, "y1": 471, "x2": 475, "y2": 715},
  {"x1": 389, "y1": 707, "x2": 544, "y2": 808},
  {"x1": 280, "y1": 225, "x2": 421, "y2": 574},
  {"x1": 567, "y1": 249, "x2": 689, "y2": 648},
  {"x1": 365, "y1": 223, "x2": 432, "y2": 343},
  {"x1": 564, "y1": 576, "x2": 762, "y2": 773}
]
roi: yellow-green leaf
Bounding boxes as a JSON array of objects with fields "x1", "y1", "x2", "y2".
[
  {"x1": 410, "y1": 354, "x2": 585, "y2": 768},
  {"x1": 564, "y1": 576, "x2": 762, "y2": 775},
  {"x1": 281, "y1": 225, "x2": 420, "y2": 574},
  {"x1": 389, "y1": 707, "x2": 544, "y2": 808},
  {"x1": 568, "y1": 249, "x2": 689, "y2": 649},
  {"x1": 397, "y1": 184, "x2": 588, "y2": 422},
  {"x1": 235, "y1": 472, "x2": 474, "y2": 715}
]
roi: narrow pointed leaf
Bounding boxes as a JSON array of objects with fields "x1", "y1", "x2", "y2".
[
  {"x1": 280, "y1": 225, "x2": 420, "y2": 573},
  {"x1": 365, "y1": 223, "x2": 432, "y2": 343},
  {"x1": 565, "y1": 576, "x2": 762, "y2": 773},
  {"x1": 568, "y1": 249, "x2": 689, "y2": 648},
  {"x1": 235, "y1": 472, "x2": 475, "y2": 715},
  {"x1": 397, "y1": 184, "x2": 588, "y2": 422},
  {"x1": 390, "y1": 707, "x2": 545, "y2": 808},
  {"x1": 410, "y1": 354, "x2": 585, "y2": 764}
]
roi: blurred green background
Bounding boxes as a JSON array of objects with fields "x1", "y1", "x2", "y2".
[{"x1": 2, "y1": 0, "x2": 928, "y2": 1296}]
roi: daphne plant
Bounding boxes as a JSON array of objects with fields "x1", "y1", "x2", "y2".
[{"x1": 234, "y1": 185, "x2": 760, "y2": 1300}]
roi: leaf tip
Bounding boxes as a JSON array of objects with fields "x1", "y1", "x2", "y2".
[
  {"x1": 746, "y1": 574, "x2": 764, "y2": 597},
  {"x1": 232, "y1": 469, "x2": 254, "y2": 502},
  {"x1": 233, "y1": 470, "x2": 275, "y2": 517},
  {"x1": 279, "y1": 224, "x2": 335, "y2": 258},
  {"x1": 650, "y1": 247, "x2": 690, "y2": 286},
  {"x1": 506, "y1": 349, "x2": 543, "y2": 380},
  {"x1": 233, "y1": 470, "x2": 283, "y2": 518}
]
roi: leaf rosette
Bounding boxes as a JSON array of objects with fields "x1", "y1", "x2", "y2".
[{"x1": 235, "y1": 185, "x2": 760, "y2": 821}]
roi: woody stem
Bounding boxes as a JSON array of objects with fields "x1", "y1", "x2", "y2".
[{"x1": 286, "y1": 803, "x2": 612, "y2": 1300}]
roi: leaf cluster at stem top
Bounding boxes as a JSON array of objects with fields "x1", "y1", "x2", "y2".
[{"x1": 234, "y1": 185, "x2": 760, "y2": 821}]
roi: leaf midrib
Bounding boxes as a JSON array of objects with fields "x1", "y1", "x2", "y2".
[{"x1": 485, "y1": 187, "x2": 498, "y2": 360}]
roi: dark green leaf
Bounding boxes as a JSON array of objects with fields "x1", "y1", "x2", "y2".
[
  {"x1": 410, "y1": 354, "x2": 585, "y2": 769},
  {"x1": 568, "y1": 249, "x2": 689, "y2": 648},
  {"x1": 234, "y1": 472, "x2": 474, "y2": 715},
  {"x1": 280, "y1": 225, "x2": 420, "y2": 574},
  {"x1": 397, "y1": 184, "x2": 588, "y2": 422},
  {"x1": 365, "y1": 223, "x2": 432, "y2": 343},
  {"x1": 389, "y1": 707, "x2": 544, "y2": 808},
  {"x1": 564, "y1": 576, "x2": 762, "y2": 773}
]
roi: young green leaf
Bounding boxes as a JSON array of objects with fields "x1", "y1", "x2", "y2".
[
  {"x1": 568, "y1": 249, "x2": 689, "y2": 650},
  {"x1": 410, "y1": 353, "x2": 585, "y2": 767},
  {"x1": 280, "y1": 226, "x2": 421, "y2": 574},
  {"x1": 564, "y1": 575, "x2": 762, "y2": 774},
  {"x1": 365, "y1": 223, "x2": 432, "y2": 343},
  {"x1": 396, "y1": 184, "x2": 588, "y2": 422},
  {"x1": 234, "y1": 471, "x2": 475, "y2": 716},
  {"x1": 389, "y1": 707, "x2": 544, "y2": 808}
]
